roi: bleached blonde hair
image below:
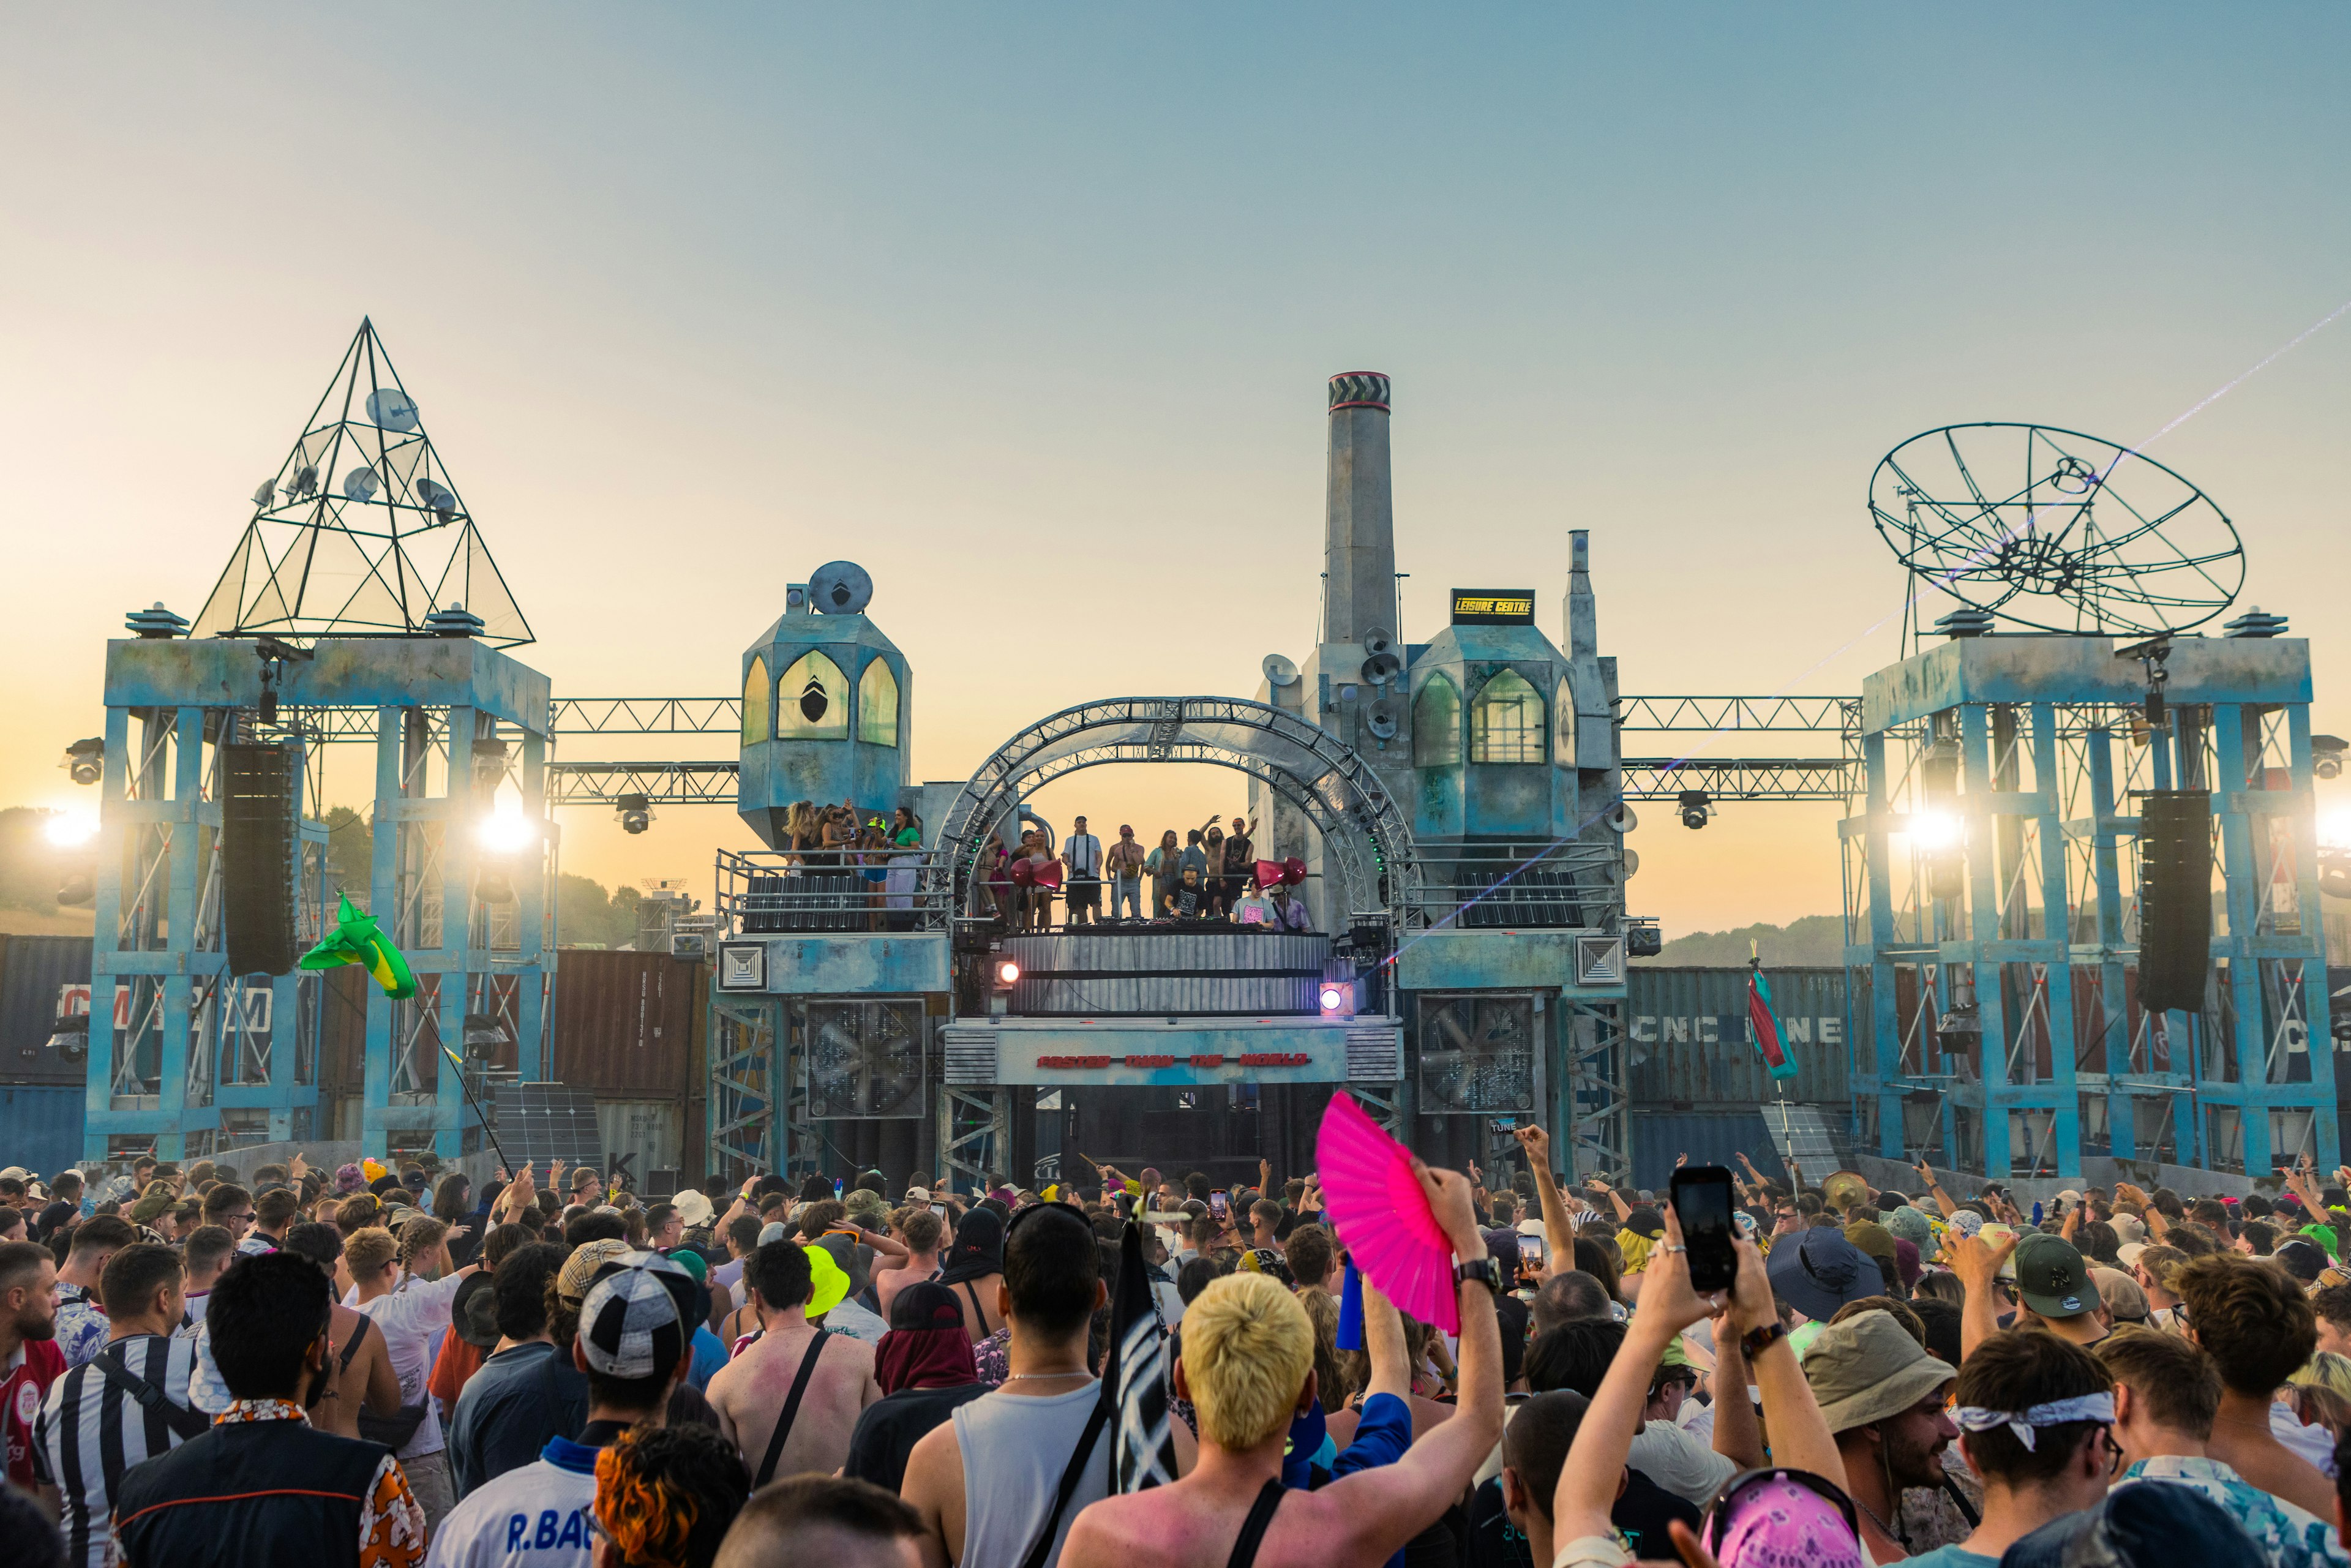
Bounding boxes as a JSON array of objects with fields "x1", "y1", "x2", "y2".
[{"x1": 1182, "y1": 1273, "x2": 1314, "y2": 1449}]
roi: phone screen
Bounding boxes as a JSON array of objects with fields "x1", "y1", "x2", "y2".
[
  {"x1": 929, "y1": 1203, "x2": 948, "y2": 1220},
  {"x1": 1209, "y1": 1190, "x2": 1230, "y2": 1222},
  {"x1": 1668, "y1": 1165, "x2": 1738, "y2": 1292},
  {"x1": 1518, "y1": 1235, "x2": 1545, "y2": 1285}
]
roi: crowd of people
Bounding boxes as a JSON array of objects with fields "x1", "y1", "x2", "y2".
[
  {"x1": 978, "y1": 811, "x2": 1312, "y2": 931},
  {"x1": 4, "y1": 1136, "x2": 2351, "y2": 1566}
]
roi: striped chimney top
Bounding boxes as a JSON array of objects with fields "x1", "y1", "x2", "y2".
[{"x1": 1328, "y1": 372, "x2": 1390, "y2": 413}]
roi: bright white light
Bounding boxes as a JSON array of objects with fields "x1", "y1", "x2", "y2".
[
  {"x1": 1320, "y1": 985, "x2": 1346, "y2": 1011},
  {"x1": 2321, "y1": 811, "x2": 2351, "y2": 849},
  {"x1": 43, "y1": 810, "x2": 99, "y2": 847},
  {"x1": 996, "y1": 960, "x2": 1021, "y2": 986},
  {"x1": 475, "y1": 807, "x2": 538, "y2": 855},
  {"x1": 1905, "y1": 810, "x2": 1962, "y2": 849}
]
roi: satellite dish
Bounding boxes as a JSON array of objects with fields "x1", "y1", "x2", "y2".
[
  {"x1": 417, "y1": 478, "x2": 458, "y2": 521},
  {"x1": 252, "y1": 480, "x2": 277, "y2": 508},
  {"x1": 1366, "y1": 697, "x2": 1400, "y2": 740},
  {"x1": 342, "y1": 467, "x2": 379, "y2": 502},
  {"x1": 290, "y1": 465, "x2": 318, "y2": 499},
  {"x1": 1605, "y1": 803, "x2": 1638, "y2": 835},
  {"x1": 365, "y1": 389, "x2": 419, "y2": 432},
  {"x1": 1362, "y1": 628, "x2": 1395, "y2": 659},
  {"x1": 809, "y1": 561, "x2": 873, "y2": 615},
  {"x1": 786, "y1": 584, "x2": 809, "y2": 614},
  {"x1": 1360, "y1": 650, "x2": 1403, "y2": 686},
  {"x1": 1262, "y1": 654, "x2": 1300, "y2": 688}
]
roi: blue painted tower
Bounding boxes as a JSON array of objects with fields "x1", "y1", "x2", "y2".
[{"x1": 737, "y1": 566, "x2": 913, "y2": 844}]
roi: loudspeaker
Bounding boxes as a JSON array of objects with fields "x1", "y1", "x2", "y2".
[
  {"x1": 2138, "y1": 789, "x2": 2211, "y2": 1016},
  {"x1": 220, "y1": 743, "x2": 298, "y2": 977}
]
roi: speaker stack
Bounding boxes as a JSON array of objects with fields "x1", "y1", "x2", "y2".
[
  {"x1": 220, "y1": 743, "x2": 299, "y2": 977},
  {"x1": 2137, "y1": 789, "x2": 2211, "y2": 1016}
]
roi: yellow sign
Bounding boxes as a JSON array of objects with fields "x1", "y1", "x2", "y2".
[{"x1": 1449, "y1": 589, "x2": 1537, "y2": 626}]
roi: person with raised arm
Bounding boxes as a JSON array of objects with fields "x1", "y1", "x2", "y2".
[
  {"x1": 1057, "y1": 1158, "x2": 1504, "y2": 1568},
  {"x1": 1514, "y1": 1124, "x2": 1578, "y2": 1281},
  {"x1": 1552, "y1": 1212, "x2": 1856, "y2": 1568}
]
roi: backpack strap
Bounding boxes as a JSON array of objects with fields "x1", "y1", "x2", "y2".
[
  {"x1": 752, "y1": 1329, "x2": 831, "y2": 1487},
  {"x1": 1224, "y1": 1478, "x2": 1285, "y2": 1568},
  {"x1": 337, "y1": 1313, "x2": 370, "y2": 1375},
  {"x1": 92, "y1": 1346, "x2": 209, "y2": 1443},
  {"x1": 1016, "y1": 1394, "x2": 1112, "y2": 1568}
]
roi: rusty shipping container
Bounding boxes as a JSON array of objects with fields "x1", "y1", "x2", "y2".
[
  {"x1": 1625, "y1": 967, "x2": 1850, "y2": 1108},
  {"x1": 552, "y1": 951, "x2": 706, "y2": 1185}
]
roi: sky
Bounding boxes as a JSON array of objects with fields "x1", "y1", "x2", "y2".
[{"x1": 4, "y1": 5, "x2": 2349, "y2": 939}]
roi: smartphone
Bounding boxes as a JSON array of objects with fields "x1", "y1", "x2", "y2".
[
  {"x1": 929, "y1": 1203, "x2": 948, "y2": 1220},
  {"x1": 1668, "y1": 1165, "x2": 1739, "y2": 1293},
  {"x1": 1209, "y1": 1189, "x2": 1231, "y2": 1223},
  {"x1": 1518, "y1": 1234, "x2": 1546, "y2": 1285}
]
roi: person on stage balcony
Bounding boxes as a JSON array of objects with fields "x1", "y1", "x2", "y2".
[
  {"x1": 1062, "y1": 817, "x2": 1103, "y2": 927},
  {"x1": 980, "y1": 840, "x2": 1015, "y2": 928},
  {"x1": 1106, "y1": 825, "x2": 1146, "y2": 923},
  {"x1": 1198, "y1": 819, "x2": 1227, "y2": 914},
  {"x1": 1017, "y1": 832, "x2": 1061, "y2": 932},
  {"x1": 1266, "y1": 881, "x2": 1310, "y2": 933},
  {"x1": 1147, "y1": 831, "x2": 1183, "y2": 923},
  {"x1": 1218, "y1": 813, "x2": 1258, "y2": 915},
  {"x1": 1166, "y1": 866, "x2": 1209, "y2": 921}
]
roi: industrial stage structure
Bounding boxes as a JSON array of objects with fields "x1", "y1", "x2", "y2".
[{"x1": 37, "y1": 325, "x2": 2342, "y2": 1188}]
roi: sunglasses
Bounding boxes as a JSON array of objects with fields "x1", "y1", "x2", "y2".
[{"x1": 1703, "y1": 1467, "x2": 1860, "y2": 1554}]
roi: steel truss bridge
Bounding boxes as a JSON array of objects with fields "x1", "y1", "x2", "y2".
[{"x1": 539, "y1": 694, "x2": 1865, "y2": 808}]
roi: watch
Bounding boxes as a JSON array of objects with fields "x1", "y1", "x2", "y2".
[
  {"x1": 1740, "y1": 1321, "x2": 1789, "y2": 1360},
  {"x1": 1453, "y1": 1258, "x2": 1505, "y2": 1300}
]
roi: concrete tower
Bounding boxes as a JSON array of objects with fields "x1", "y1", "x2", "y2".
[{"x1": 1324, "y1": 372, "x2": 1398, "y2": 645}]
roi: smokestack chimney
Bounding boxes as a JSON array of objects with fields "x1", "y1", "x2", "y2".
[
  {"x1": 1566, "y1": 529, "x2": 1596, "y2": 656},
  {"x1": 1324, "y1": 372, "x2": 1396, "y2": 646}
]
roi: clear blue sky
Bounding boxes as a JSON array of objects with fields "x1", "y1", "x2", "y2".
[{"x1": 5, "y1": 6, "x2": 2347, "y2": 933}]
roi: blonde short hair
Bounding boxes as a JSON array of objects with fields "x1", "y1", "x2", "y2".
[
  {"x1": 1182, "y1": 1274, "x2": 1314, "y2": 1449},
  {"x1": 343, "y1": 1226, "x2": 399, "y2": 1280}
]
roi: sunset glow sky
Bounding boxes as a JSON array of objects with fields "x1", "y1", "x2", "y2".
[{"x1": 6, "y1": 6, "x2": 2349, "y2": 938}]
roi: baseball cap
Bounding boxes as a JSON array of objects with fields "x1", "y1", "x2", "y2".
[
  {"x1": 557, "y1": 1237, "x2": 636, "y2": 1305},
  {"x1": 577, "y1": 1253, "x2": 691, "y2": 1379},
  {"x1": 2115, "y1": 1241, "x2": 2150, "y2": 1270},
  {"x1": 2109, "y1": 1213, "x2": 2146, "y2": 1245},
  {"x1": 905, "y1": 1187, "x2": 932, "y2": 1203},
  {"x1": 2014, "y1": 1233, "x2": 2094, "y2": 1318}
]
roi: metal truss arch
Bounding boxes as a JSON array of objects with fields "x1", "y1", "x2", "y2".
[{"x1": 923, "y1": 697, "x2": 1422, "y2": 928}]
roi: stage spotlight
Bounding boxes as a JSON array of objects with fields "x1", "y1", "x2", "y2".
[
  {"x1": 1319, "y1": 982, "x2": 1348, "y2": 1015},
  {"x1": 996, "y1": 959, "x2": 1021, "y2": 987},
  {"x1": 475, "y1": 807, "x2": 537, "y2": 855},
  {"x1": 1908, "y1": 809, "x2": 1961, "y2": 849},
  {"x1": 62, "y1": 738, "x2": 103, "y2": 786},
  {"x1": 45, "y1": 1014, "x2": 88, "y2": 1063},
  {"x1": 462, "y1": 1011, "x2": 514, "y2": 1062},
  {"x1": 616, "y1": 792, "x2": 651, "y2": 835},
  {"x1": 1676, "y1": 789, "x2": 1711, "y2": 830},
  {"x1": 44, "y1": 810, "x2": 99, "y2": 848},
  {"x1": 1624, "y1": 918, "x2": 1663, "y2": 958},
  {"x1": 2316, "y1": 735, "x2": 2346, "y2": 781}
]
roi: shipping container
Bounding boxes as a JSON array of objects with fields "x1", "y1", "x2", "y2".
[
  {"x1": 0, "y1": 935, "x2": 95, "y2": 1086},
  {"x1": 0, "y1": 1085, "x2": 87, "y2": 1175},
  {"x1": 1630, "y1": 1109, "x2": 1777, "y2": 1193},
  {"x1": 553, "y1": 951, "x2": 700, "y2": 1097},
  {"x1": 596, "y1": 1100, "x2": 684, "y2": 1190},
  {"x1": 1626, "y1": 967, "x2": 1850, "y2": 1107}
]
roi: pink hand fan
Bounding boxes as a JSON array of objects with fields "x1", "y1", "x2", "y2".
[{"x1": 1316, "y1": 1090, "x2": 1459, "y2": 1332}]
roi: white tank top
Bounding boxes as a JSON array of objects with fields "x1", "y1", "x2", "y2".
[{"x1": 951, "y1": 1382, "x2": 1108, "y2": 1568}]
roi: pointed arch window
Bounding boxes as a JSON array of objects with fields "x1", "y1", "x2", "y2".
[
  {"x1": 1554, "y1": 677, "x2": 1575, "y2": 765},
  {"x1": 776, "y1": 650, "x2": 849, "y2": 740},
  {"x1": 1413, "y1": 673, "x2": 1461, "y2": 767},
  {"x1": 857, "y1": 658, "x2": 900, "y2": 747},
  {"x1": 742, "y1": 655, "x2": 770, "y2": 745},
  {"x1": 1469, "y1": 669, "x2": 1546, "y2": 763}
]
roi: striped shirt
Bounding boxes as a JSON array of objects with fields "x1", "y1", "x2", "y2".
[{"x1": 33, "y1": 1332, "x2": 201, "y2": 1568}]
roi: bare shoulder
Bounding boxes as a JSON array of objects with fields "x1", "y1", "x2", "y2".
[
  {"x1": 1060, "y1": 1495, "x2": 1182, "y2": 1568},
  {"x1": 901, "y1": 1414, "x2": 964, "y2": 1499}
]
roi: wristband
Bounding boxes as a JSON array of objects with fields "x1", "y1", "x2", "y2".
[
  {"x1": 1454, "y1": 1258, "x2": 1505, "y2": 1300},
  {"x1": 1740, "y1": 1321, "x2": 1789, "y2": 1360}
]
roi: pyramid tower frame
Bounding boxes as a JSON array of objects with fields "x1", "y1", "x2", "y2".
[
  {"x1": 192, "y1": 318, "x2": 533, "y2": 648},
  {"x1": 89, "y1": 321, "x2": 555, "y2": 1163}
]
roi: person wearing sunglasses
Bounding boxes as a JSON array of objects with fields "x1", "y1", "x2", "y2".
[{"x1": 1550, "y1": 1209, "x2": 1861, "y2": 1568}]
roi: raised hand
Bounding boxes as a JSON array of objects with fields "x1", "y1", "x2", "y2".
[
  {"x1": 1411, "y1": 1159, "x2": 1486, "y2": 1259},
  {"x1": 1513, "y1": 1124, "x2": 1551, "y2": 1166},
  {"x1": 1674, "y1": 1152, "x2": 1689, "y2": 1170},
  {"x1": 1948, "y1": 1229, "x2": 2018, "y2": 1296}
]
